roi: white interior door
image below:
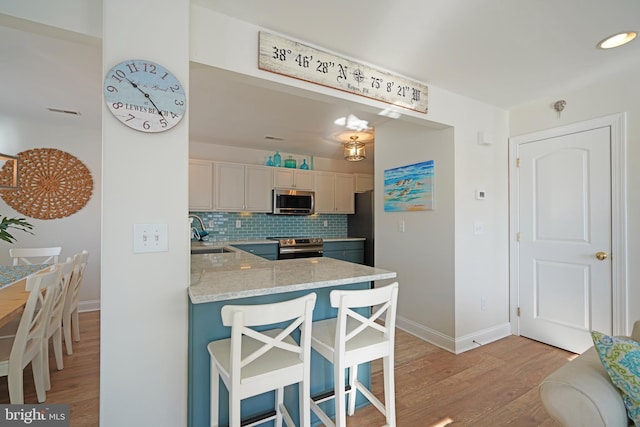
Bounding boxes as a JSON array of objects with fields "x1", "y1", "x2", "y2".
[{"x1": 515, "y1": 126, "x2": 612, "y2": 354}]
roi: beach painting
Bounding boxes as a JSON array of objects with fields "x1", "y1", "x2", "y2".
[{"x1": 384, "y1": 160, "x2": 434, "y2": 212}]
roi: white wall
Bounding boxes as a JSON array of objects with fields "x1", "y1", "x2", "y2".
[
  {"x1": 510, "y1": 65, "x2": 640, "y2": 333},
  {"x1": 0, "y1": 115, "x2": 101, "y2": 309},
  {"x1": 100, "y1": 0, "x2": 190, "y2": 425},
  {"x1": 375, "y1": 121, "x2": 456, "y2": 341}
]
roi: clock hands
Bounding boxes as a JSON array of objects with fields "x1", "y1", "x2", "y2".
[{"x1": 126, "y1": 79, "x2": 165, "y2": 119}]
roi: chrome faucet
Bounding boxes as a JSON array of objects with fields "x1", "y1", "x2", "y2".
[
  {"x1": 189, "y1": 215, "x2": 206, "y2": 231},
  {"x1": 189, "y1": 215, "x2": 209, "y2": 240}
]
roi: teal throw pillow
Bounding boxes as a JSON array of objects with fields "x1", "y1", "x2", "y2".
[{"x1": 591, "y1": 331, "x2": 640, "y2": 426}]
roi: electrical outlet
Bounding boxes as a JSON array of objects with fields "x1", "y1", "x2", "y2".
[
  {"x1": 235, "y1": 220, "x2": 241, "y2": 228},
  {"x1": 481, "y1": 298, "x2": 487, "y2": 311},
  {"x1": 398, "y1": 220, "x2": 405, "y2": 232},
  {"x1": 208, "y1": 220, "x2": 215, "y2": 228},
  {"x1": 133, "y1": 223, "x2": 168, "y2": 253},
  {"x1": 323, "y1": 220, "x2": 328, "y2": 227}
]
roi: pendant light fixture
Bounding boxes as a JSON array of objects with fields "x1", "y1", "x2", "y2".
[{"x1": 344, "y1": 135, "x2": 366, "y2": 161}]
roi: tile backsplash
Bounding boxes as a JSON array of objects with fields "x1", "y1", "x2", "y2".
[{"x1": 189, "y1": 212, "x2": 347, "y2": 241}]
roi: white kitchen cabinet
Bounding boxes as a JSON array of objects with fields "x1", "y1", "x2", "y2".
[
  {"x1": 314, "y1": 172, "x2": 354, "y2": 214},
  {"x1": 334, "y1": 173, "x2": 355, "y2": 213},
  {"x1": 354, "y1": 173, "x2": 374, "y2": 192},
  {"x1": 189, "y1": 159, "x2": 214, "y2": 211},
  {"x1": 214, "y1": 162, "x2": 273, "y2": 212},
  {"x1": 244, "y1": 165, "x2": 273, "y2": 211},
  {"x1": 314, "y1": 172, "x2": 335, "y2": 213},
  {"x1": 273, "y1": 168, "x2": 314, "y2": 190}
]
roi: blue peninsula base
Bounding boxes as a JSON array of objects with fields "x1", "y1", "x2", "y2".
[{"x1": 188, "y1": 281, "x2": 372, "y2": 427}]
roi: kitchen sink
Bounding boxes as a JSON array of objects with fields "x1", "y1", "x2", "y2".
[{"x1": 190, "y1": 246, "x2": 234, "y2": 254}]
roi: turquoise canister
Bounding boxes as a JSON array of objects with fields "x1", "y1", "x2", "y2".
[
  {"x1": 284, "y1": 156, "x2": 297, "y2": 168},
  {"x1": 273, "y1": 151, "x2": 281, "y2": 167}
]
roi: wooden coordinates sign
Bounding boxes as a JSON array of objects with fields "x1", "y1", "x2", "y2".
[{"x1": 258, "y1": 32, "x2": 428, "y2": 113}]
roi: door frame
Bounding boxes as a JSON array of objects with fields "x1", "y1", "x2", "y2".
[{"x1": 509, "y1": 113, "x2": 628, "y2": 337}]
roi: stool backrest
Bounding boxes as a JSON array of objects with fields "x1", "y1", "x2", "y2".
[
  {"x1": 330, "y1": 282, "x2": 399, "y2": 356},
  {"x1": 221, "y1": 293, "x2": 317, "y2": 379}
]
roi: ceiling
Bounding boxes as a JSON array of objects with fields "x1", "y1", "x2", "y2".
[{"x1": 1, "y1": 1, "x2": 639, "y2": 165}]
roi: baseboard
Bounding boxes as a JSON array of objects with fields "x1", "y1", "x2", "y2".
[
  {"x1": 396, "y1": 316, "x2": 512, "y2": 354},
  {"x1": 79, "y1": 299, "x2": 100, "y2": 312},
  {"x1": 396, "y1": 315, "x2": 456, "y2": 353},
  {"x1": 454, "y1": 322, "x2": 512, "y2": 354}
]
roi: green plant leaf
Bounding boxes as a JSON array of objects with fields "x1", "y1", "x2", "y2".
[{"x1": 0, "y1": 215, "x2": 34, "y2": 243}]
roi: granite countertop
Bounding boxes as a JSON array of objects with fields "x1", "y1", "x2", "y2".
[{"x1": 189, "y1": 249, "x2": 395, "y2": 304}]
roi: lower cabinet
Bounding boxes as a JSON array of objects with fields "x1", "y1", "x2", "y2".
[
  {"x1": 323, "y1": 240, "x2": 364, "y2": 264},
  {"x1": 231, "y1": 243, "x2": 278, "y2": 260}
]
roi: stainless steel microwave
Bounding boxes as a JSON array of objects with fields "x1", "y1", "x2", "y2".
[{"x1": 272, "y1": 189, "x2": 315, "y2": 215}]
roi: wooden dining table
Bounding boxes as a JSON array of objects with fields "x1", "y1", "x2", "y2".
[{"x1": 0, "y1": 264, "x2": 50, "y2": 328}]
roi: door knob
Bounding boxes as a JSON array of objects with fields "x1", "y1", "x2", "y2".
[{"x1": 595, "y1": 251, "x2": 608, "y2": 261}]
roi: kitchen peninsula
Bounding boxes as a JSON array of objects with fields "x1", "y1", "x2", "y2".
[{"x1": 188, "y1": 244, "x2": 396, "y2": 427}]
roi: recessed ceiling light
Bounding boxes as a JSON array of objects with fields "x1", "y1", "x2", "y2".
[{"x1": 597, "y1": 31, "x2": 637, "y2": 49}]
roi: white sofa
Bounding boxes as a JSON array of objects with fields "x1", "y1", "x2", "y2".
[{"x1": 539, "y1": 321, "x2": 640, "y2": 427}]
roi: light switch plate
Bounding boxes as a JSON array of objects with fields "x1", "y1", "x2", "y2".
[{"x1": 133, "y1": 223, "x2": 168, "y2": 253}]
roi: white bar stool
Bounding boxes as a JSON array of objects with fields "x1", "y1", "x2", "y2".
[
  {"x1": 310, "y1": 282, "x2": 399, "y2": 427},
  {"x1": 207, "y1": 292, "x2": 317, "y2": 427}
]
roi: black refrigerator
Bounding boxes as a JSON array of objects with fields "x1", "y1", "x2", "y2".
[{"x1": 348, "y1": 190, "x2": 374, "y2": 266}]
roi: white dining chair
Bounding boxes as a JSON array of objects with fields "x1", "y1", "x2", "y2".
[
  {"x1": 0, "y1": 264, "x2": 62, "y2": 403},
  {"x1": 310, "y1": 282, "x2": 399, "y2": 427},
  {"x1": 207, "y1": 292, "x2": 317, "y2": 427},
  {"x1": 62, "y1": 249, "x2": 88, "y2": 355},
  {"x1": 10, "y1": 246, "x2": 62, "y2": 266},
  {"x1": 43, "y1": 256, "x2": 76, "y2": 390}
]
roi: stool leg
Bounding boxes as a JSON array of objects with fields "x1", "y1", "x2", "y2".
[
  {"x1": 299, "y1": 379, "x2": 311, "y2": 427},
  {"x1": 275, "y1": 387, "x2": 284, "y2": 427},
  {"x1": 229, "y1": 386, "x2": 241, "y2": 427},
  {"x1": 347, "y1": 364, "x2": 358, "y2": 416},
  {"x1": 210, "y1": 359, "x2": 220, "y2": 427},
  {"x1": 334, "y1": 365, "x2": 347, "y2": 427},
  {"x1": 383, "y1": 355, "x2": 396, "y2": 427}
]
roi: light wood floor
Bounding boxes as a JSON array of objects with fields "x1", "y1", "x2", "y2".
[
  {"x1": 0, "y1": 311, "x2": 100, "y2": 426},
  {"x1": 0, "y1": 311, "x2": 572, "y2": 426}
]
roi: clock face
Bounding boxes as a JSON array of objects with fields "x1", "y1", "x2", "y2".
[{"x1": 104, "y1": 59, "x2": 186, "y2": 132}]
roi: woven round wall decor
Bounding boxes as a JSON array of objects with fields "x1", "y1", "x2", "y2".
[{"x1": 0, "y1": 148, "x2": 93, "y2": 220}]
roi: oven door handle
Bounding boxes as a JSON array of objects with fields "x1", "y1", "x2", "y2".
[{"x1": 279, "y1": 246, "x2": 324, "y2": 254}]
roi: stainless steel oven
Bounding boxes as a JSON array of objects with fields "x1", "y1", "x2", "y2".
[{"x1": 268, "y1": 237, "x2": 324, "y2": 259}]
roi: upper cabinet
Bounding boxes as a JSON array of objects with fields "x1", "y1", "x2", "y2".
[
  {"x1": 214, "y1": 162, "x2": 273, "y2": 212},
  {"x1": 334, "y1": 173, "x2": 355, "y2": 213},
  {"x1": 190, "y1": 158, "x2": 366, "y2": 214},
  {"x1": 315, "y1": 172, "x2": 354, "y2": 214},
  {"x1": 189, "y1": 159, "x2": 214, "y2": 211},
  {"x1": 273, "y1": 168, "x2": 314, "y2": 190},
  {"x1": 354, "y1": 173, "x2": 374, "y2": 192}
]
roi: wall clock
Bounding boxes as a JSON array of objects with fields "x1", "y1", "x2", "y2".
[{"x1": 104, "y1": 59, "x2": 186, "y2": 132}]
